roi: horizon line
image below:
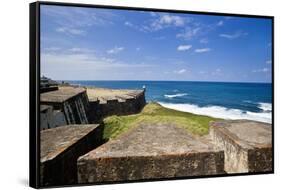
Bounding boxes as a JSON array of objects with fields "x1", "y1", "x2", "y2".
[{"x1": 52, "y1": 79, "x2": 272, "y2": 84}]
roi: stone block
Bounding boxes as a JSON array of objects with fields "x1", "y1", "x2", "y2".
[
  {"x1": 40, "y1": 124, "x2": 104, "y2": 186},
  {"x1": 210, "y1": 120, "x2": 272, "y2": 173},
  {"x1": 78, "y1": 124, "x2": 224, "y2": 183}
]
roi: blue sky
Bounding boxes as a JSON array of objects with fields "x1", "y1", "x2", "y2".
[{"x1": 40, "y1": 5, "x2": 272, "y2": 83}]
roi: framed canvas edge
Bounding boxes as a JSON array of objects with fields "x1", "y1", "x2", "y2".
[{"x1": 29, "y1": 1, "x2": 275, "y2": 188}]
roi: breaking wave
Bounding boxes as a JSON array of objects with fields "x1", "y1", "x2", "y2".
[
  {"x1": 159, "y1": 102, "x2": 272, "y2": 124},
  {"x1": 164, "y1": 93, "x2": 188, "y2": 98},
  {"x1": 258, "y1": 102, "x2": 272, "y2": 112}
]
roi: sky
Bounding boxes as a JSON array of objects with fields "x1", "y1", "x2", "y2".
[{"x1": 40, "y1": 5, "x2": 272, "y2": 83}]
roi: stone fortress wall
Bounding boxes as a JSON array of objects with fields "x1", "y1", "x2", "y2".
[
  {"x1": 39, "y1": 84, "x2": 272, "y2": 187},
  {"x1": 40, "y1": 125, "x2": 104, "y2": 186},
  {"x1": 209, "y1": 120, "x2": 272, "y2": 173},
  {"x1": 86, "y1": 87, "x2": 146, "y2": 123},
  {"x1": 40, "y1": 86, "x2": 146, "y2": 130},
  {"x1": 39, "y1": 85, "x2": 147, "y2": 186}
]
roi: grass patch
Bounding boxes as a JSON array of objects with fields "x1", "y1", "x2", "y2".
[{"x1": 103, "y1": 102, "x2": 220, "y2": 140}]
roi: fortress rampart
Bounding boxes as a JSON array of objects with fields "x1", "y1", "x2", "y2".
[
  {"x1": 40, "y1": 124, "x2": 104, "y2": 186},
  {"x1": 40, "y1": 86, "x2": 146, "y2": 130},
  {"x1": 39, "y1": 84, "x2": 272, "y2": 186}
]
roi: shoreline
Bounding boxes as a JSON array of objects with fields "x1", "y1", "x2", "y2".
[
  {"x1": 158, "y1": 102, "x2": 272, "y2": 124},
  {"x1": 58, "y1": 83, "x2": 272, "y2": 124}
]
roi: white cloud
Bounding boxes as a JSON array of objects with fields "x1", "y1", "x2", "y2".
[
  {"x1": 199, "y1": 38, "x2": 208, "y2": 44},
  {"x1": 174, "y1": 69, "x2": 187, "y2": 74},
  {"x1": 252, "y1": 68, "x2": 269, "y2": 73},
  {"x1": 124, "y1": 21, "x2": 133, "y2": 27},
  {"x1": 217, "y1": 20, "x2": 224, "y2": 26},
  {"x1": 124, "y1": 21, "x2": 140, "y2": 31},
  {"x1": 41, "y1": 50, "x2": 154, "y2": 79},
  {"x1": 176, "y1": 19, "x2": 224, "y2": 40},
  {"x1": 266, "y1": 60, "x2": 272, "y2": 64},
  {"x1": 107, "y1": 47, "x2": 124, "y2": 54},
  {"x1": 212, "y1": 68, "x2": 222, "y2": 76},
  {"x1": 219, "y1": 31, "x2": 248, "y2": 39},
  {"x1": 177, "y1": 45, "x2": 192, "y2": 51},
  {"x1": 159, "y1": 15, "x2": 185, "y2": 26},
  {"x1": 150, "y1": 14, "x2": 186, "y2": 31},
  {"x1": 56, "y1": 27, "x2": 85, "y2": 35},
  {"x1": 136, "y1": 47, "x2": 141, "y2": 51},
  {"x1": 42, "y1": 6, "x2": 115, "y2": 36},
  {"x1": 68, "y1": 48, "x2": 95, "y2": 54},
  {"x1": 176, "y1": 27, "x2": 201, "y2": 40},
  {"x1": 195, "y1": 48, "x2": 211, "y2": 53},
  {"x1": 131, "y1": 13, "x2": 192, "y2": 32},
  {"x1": 44, "y1": 47, "x2": 61, "y2": 51}
]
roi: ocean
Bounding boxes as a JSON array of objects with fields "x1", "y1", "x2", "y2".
[{"x1": 68, "y1": 81, "x2": 272, "y2": 124}]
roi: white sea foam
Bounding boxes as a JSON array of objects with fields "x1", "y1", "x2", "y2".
[
  {"x1": 164, "y1": 93, "x2": 188, "y2": 98},
  {"x1": 159, "y1": 102, "x2": 272, "y2": 124},
  {"x1": 258, "y1": 102, "x2": 272, "y2": 112}
]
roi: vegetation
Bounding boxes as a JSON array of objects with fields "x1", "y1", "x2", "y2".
[{"x1": 103, "y1": 102, "x2": 220, "y2": 140}]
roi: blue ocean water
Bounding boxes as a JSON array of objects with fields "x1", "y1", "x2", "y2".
[{"x1": 68, "y1": 81, "x2": 272, "y2": 123}]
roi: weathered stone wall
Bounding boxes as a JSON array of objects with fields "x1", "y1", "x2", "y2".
[
  {"x1": 41, "y1": 87, "x2": 146, "y2": 125},
  {"x1": 210, "y1": 120, "x2": 272, "y2": 173},
  {"x1": 209, "y1": 126, "x2": 248, "y2": 173},
  {"x1": 88, "y1": 91, "x2": 146, "y2": 123},
  {"x1": 41, "y1": 88, "x2": 90, "y2": 128},
  {"x1": 40, "y1": 105, "x2": 67, "y2": 130},
  {"x1": 248, "y1": 147, "x2": 272, "y2": 172},
  {"x1": 40, "y1": 86, "x2": 58, "y2": 93},
  {"x1": 62, "y1": 92, "x2": 90, "y2": 124},
  {"x1": 78, "y1": 152, "x2": 224, "y2": 183},
  {"x1": 40, "y1": 125, "x2": 104, "y2": 187},
  {"x1": 77, "y1": 123, "x2": 224, "y2": 183}
]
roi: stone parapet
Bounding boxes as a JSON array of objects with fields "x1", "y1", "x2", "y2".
[
  {"x1": 40, "y1": 124, "x2": 104, "y2": 187},
  {"x1": 210, "y1": 120, "x2": 272, "y2": 173},
  {"x1": 77, "y1": 124, "x2": 224, "y2": 183}
]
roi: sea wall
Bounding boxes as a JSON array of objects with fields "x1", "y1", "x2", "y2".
[
  {"x1": 40, "y1": 124, "x2": 104, "y2": 187},
  {"x1": 88, "y1": 90, "x2": 146, "y2": 123}
]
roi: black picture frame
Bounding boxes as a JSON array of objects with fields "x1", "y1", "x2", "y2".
[{"x1": 30, "y1": 1, "x2": 274, "y2": 188}]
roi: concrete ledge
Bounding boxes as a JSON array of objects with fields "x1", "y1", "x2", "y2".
[
  {"x1": 40, "y1": 124, "x2": 104, "y2": 186},
  {"x1": 210, "y1": 120, "x2": 272, "y2": 173},
  {"x1": 77, "y1": 124, "x2": 224, "y2": 183}
]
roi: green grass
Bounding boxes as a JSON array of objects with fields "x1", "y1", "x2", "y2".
[{"x1": 103, "y1": 102, "x2": 220, "y2": 140}]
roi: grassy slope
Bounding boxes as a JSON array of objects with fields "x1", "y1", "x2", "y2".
[{"x1": 103, "y1": 102, "x2": 220, "y2": 140}]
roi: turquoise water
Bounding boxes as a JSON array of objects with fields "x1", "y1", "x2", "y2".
[{"x1": 68, "y1": 80, "x2": 272, "y2": 123}]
